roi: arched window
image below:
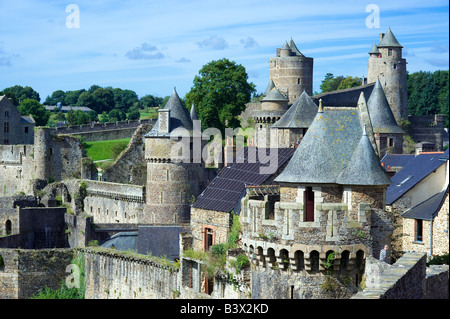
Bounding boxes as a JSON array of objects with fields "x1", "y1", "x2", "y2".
[
  {"x1": 355, "y1": 250, "x2": 365, "y2": 271},
  {"x1": 310, "y1": 250, "x2": 320, "y2": 272},
  {"x1": 5, "y1": 220, "x2": 12, "y2": 235},
  {"x1": 279, "y1": 249, "x2": 289, "y2": 269},
  {"x1": 267, "y1": 248, "x2": 276, "y2": 267},
  {"x1": 257, "y1": 246, "x2": 265, "y2": 267},
  {"x1": 340, "y1": 250, "x2": 350, "y2": 273},
  {"x1": 294, "y1": 250, "x2": 305, "y2": 271}
]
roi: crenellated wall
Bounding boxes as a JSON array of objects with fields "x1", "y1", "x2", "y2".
[{"x1": 82, "y1": 248, "x2": 179, "y2": 299}]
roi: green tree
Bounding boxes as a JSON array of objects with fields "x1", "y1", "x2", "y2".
[
  {"x1": 185, "y1": 58, "x2": 256, "y2": 132},
  {"x1": 337, "y1": 76, "x2": 362, "y2": 90},
  {"x1": 2, "y1": 85, "x2": 40, "y2": 104},
  {"x1": 17, "y1": 99, "x2": 50, "y2": 126},
  {"x1": 112, "y1": 88, "x2": 139, "y2": 113},
  {"x1": 140, "y1": 94, "x2": 163, "y2": 108},
  {"x1": 319, "y1": 74, "x2": 360, "y2": 93},
  {"x1": 65, "y1": 89, "x2": 86, "y2": 106}
]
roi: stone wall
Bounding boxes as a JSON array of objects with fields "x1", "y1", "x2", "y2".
[
  {"x1": 353, "y1": 252, "x2": 448, "y2": 299},
  {"x1": 82, "y1": 248, "x2": 179, "y2": 299},
  {"x1": 102, "y1": 124, "x2": 152, "y2": 185},
  {"x1": 53, "y1": 119, "x2": 155, "y2": 142},
  {"x1": 0, "y1": 248, "x2": 74, "y2": 299},
  {"x1": 190, "y1": 208, "x2": 232, "y2": 251},
  {"x1": 83, "y1": 180, "x2": 145, "y2": 224}
]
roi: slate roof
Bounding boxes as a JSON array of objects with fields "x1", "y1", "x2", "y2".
[
  {"x1": 367, "y1": 78, "x2": 404, "y2": 134},
  {"x1": 20, "y1": 115, "x2": 35, "y2": 124},
  {"x1": 381, "y1": 154, "x2": 415, "y2": 169},
  {"x1": 369, "y1": 43, "x2": 380, "y2": 54},
  {"x1": 378, "y1": 27, "x2": 403, "y2": 48},
  {"x1": 336, "y1": 125, "x2": 392, "y2": 186},
  {"x1": 190, "y1": 104, "x2": 199, "y2": 121},
  {"x1": 100, "y1": 232, "x2": 138, "y2": 251},
  {"x1": 264, "y1": 79, "x2": 276, "y2": 95},
  {"x1": 289, "y1": 38, "x2": 305, "y2": 57},
  {"x1": 144, "y1": 88, "x2": 193, "y2": 137},
  {"x1": 262, "y1": 87, "x2": 289, "y2": 102},
  {"x1": 402, "y1": 187, "x2": 448, "y2": 220},
  {"x1": 386, "y1": 149, "x2": 449, "y2": 205},
  {"x1": 271, "y1": 91, "x2": 318, "y2": 129},
  {"x1": 275, "y1": 107, "x2": 369, "y2": 184},
  {"x1": 192, "y1": 147, "x2": 295, "y2": 212}
]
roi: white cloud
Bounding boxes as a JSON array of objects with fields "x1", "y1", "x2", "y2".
[
  {"x1": 197, "y1": 36, "x2": 229, "y2": 50},
  {"x1": 125, "y1": 43, "x2": 165, "y2": 60},
  {"x1": 240, "y1": 37, "x2": 258, "y2": 48}
]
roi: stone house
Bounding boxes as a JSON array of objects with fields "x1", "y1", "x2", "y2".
[
  {"x1": 0, "y1": 95, "x2": 35, "y2": 145},
  {"x1": 387, "y1": 149, "x2": 449, "y2": 258}
]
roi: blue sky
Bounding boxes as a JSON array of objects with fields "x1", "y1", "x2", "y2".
[{"x1": 0, "y1": 0, "x2": 448, "y2": 101}]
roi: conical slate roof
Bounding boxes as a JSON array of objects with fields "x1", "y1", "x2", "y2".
[
  {"x1": 336, "y1": 125, "x2": 392, "y2": 186},
  {"x1": 190, "y1": 103, "x2": 199, "y2": 121},
  {"x1": 271, "y1": 91, "x2": 318, "y2": 129},
  {"x1": 369, "y1": 42, "x2": 380, "y2": 54},
  {"x1": 378, "y1": 27, "x2": 403, "y2": 48},
  {"x1": 281, "y1": 41, "x2": 291, "y2": 50},
  {"x1": 262, "y1": 87, "x2": 289, "y2": 102},
  {"x1": 274, "y1": 106, "x2": 364, "y2": 184},
  {"x1": 367, "y1": 79, "x2": 404, "y2": 134},
  {"x1": 145, "y1": 88, "x2": 193, "y2": 137},
  {"x1": 264, "y1": 79, "x2": 275, "y2": 96},
  {"x1": 289, "y1": 38, "x2": 304, "y2": 57}
]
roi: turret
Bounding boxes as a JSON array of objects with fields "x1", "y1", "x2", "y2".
[{"x1": 368, "y1": 28, "x2": 408, "y2": 123}]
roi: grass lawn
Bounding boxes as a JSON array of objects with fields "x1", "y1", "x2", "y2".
[{"x1": 84, "y1": 138, "x2": 130, "y2": 162}]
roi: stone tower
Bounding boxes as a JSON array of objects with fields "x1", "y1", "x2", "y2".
[
  {"x1": 269, "y1": 39, "x2": 314, "y2": 103},
  {"x1": 143, "y1": 88, "x2": 206, "y2": 225},
  {"x1": 253, "y1": 86, "x2": 289, "y2": 147},
  {"x1": 368, "y1": 28, "x2": 408, "y2": 124}
]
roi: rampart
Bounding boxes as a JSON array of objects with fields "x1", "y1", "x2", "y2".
[
  {"x1": 83, "y1": 180, "x2": 145, "y2": 224},
  {"x1": 53, "y1": 119, "x2": 156, "y2": 142},
  {"x1": 82, "y1": 248, "x2": 179, "y2": 299},
  {"x1": 0, "y1": 248, "x2": 74, "y2": 299},
  {"x1": 352, "y1": 252, "x2": 449, "y2": 299}
]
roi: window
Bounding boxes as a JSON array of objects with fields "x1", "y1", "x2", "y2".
[
  {"x1": 5, "y1": 220, "x2": 12, "y2": 235},
  {"x1": 24, "y1": 126, "x2": 29, "y2": 133},
  {"x1": 388, "y1": 137, "x2": 394, "y2": 147},
  {"x1": 304, "y1": 187, "x2": 315, "y2": 221},
  {"x1": 388, "y1": 49, "x2": 393, "y2": 56},
  {"x1": 393, "y1": 64, "x2": 398, "y2": 70},
  {"x1": 415, "y1": 219, "x2": 423, "y2": 242},
  {"x1": 203, "y1": 227, "x2": 214, "y2": 252},
  {"x1": 3, "y1": 139, "x2": 9, "y2": 144},
  {"x1": 310, "y1": 250, "x2": 319, "y2": 272},
  {"x1": 4, "y1": 110, "x2": 9, "y2": 117},
  {"x1": 4, "y1": 122, "x2": 9, "y2": 133}
]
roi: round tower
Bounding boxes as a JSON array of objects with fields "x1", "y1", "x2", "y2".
[
  {"x1": 33, "y1": 127, "x2": 52, "y2": 182},
  {"x1": 144, "y1": 89, "x2": 206, "y2": 225},
  {"x1": 253, "y1": 87, "x2": 289, "y2": 147},
  {"x1": 368, "y1": 28, "x2": 408, "y2": 123},
  {"x1": 269, "y1": 39, "x2": 314, "y2": 103}
]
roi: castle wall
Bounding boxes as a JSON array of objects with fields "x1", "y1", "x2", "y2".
[
  {"x1": 352, "y1": 252, "x2": 448, "y2": 299},
  {"x1": 83, "y1": 180, "x2": 145, "y2": 224},
  {"x1": 0, "y1": 248, "x2": 74, "y2": 299},
  {"x1": 82, "y1": 248, "x2": 179, "y2": 299}
]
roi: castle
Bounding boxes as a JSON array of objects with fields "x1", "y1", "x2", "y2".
[{"x1": 0, "y1": 28, "x2": 448, "y2": 300}]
